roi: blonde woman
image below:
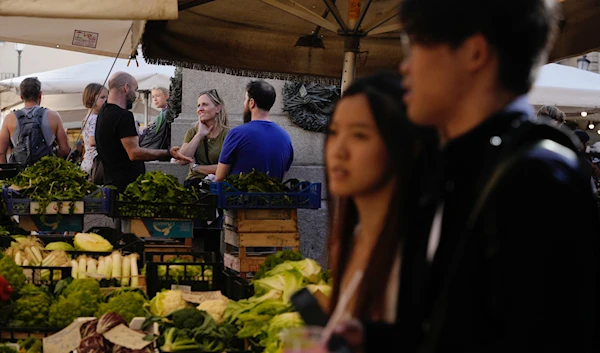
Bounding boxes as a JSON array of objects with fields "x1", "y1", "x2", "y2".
[{"x1": 179, "y1": 89, "x2": 230, "y2": 188}]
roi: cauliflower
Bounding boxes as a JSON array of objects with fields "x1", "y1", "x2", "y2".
[
  {"x1": 95, "y1": 292, "x2": 146, "y2": 324},
  {"x1": 149, "y1": 290, "x2": 189, "y2": 317},
  {"x1": 14, "y1": 293, "x2": 52, "y2": 327},
  {"x1": 197, "y1": 295, "x2": 229, "y2": 324},
  {"x1": 0, "y1": 256, "x2": 26, "y2": 294}
]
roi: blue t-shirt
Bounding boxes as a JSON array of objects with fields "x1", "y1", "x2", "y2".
[{"x1": 219, "y1": 120, "x2": 293, "y2": 180}]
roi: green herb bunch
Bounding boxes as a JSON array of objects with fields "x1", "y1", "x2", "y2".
[{"x1": 4, "y1": 157, "x2": 97, "y2": 218}]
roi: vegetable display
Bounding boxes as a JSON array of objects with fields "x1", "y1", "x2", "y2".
[
  {"x1": 224, "y1": 170, "x2": 299, "y2": 192},
  {"x1": 3, "y1": 157, "x2": 98, "y2": 218},
  {"x1": 118, "y1": 171, "x2": 211, "y2": 218}
]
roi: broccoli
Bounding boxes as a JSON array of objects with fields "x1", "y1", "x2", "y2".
[
  {"x1": 172, "y1": 308, "x2": 214, "y2": 330},
  {"x1": 95, "y1": 292, "x2": 146, "y2": 324},
  {"x1": 0, "y1": 345, "x2": 17, "y2": 353},
  {"x1": 13, "y1": 293, "x2": 52, "y2": 327},
  {"x1": 0, "y1": 256, "x2": 26, "y2": 294},
  {"x1": 49, "y1": 296, "x2": 83, "y2": 328},
  {"x1": 62, "y1": 279, "x2": 102, "y2": 298},
  {"x1": 160, "y1": 327, "x2": 202, "y2": 352}
]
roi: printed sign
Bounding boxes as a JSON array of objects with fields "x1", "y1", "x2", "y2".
[
  {"x1": 43, "y1": 317, "x2": 95, "y2": 353},
  {"x1": 72, "y1": 30, "x2": 99, "y2": 48},
  {"x1": 104, "y1": 324, "x2": 155, "y2": 350}
]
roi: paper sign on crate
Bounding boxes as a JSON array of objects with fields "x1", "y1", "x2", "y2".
[
  {"x1": 121, "y1": 218, "x2": 193, "y2": 238},
  {"x1": 30, "y1": 201, "x2": 84, "y2": 214}
]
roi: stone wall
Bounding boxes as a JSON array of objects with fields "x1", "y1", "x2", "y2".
[{"x1": 147, "y1": 69, "x2": 330, "y2": 267}]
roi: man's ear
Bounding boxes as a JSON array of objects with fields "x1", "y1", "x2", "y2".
[
  {"x1": 249, "y1": 98, "x2": 256, "y2": 109},
  {"x1": 462, "y1": 34, "x2": 492, "y2": 73}
]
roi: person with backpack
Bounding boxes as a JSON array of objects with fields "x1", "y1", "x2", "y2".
[
  {"x1": 0, "y1": 77, "x2": 69, "y2": 166},
  {"x1": 329, "y1": 1, "x2": 600, "y2": 353}
]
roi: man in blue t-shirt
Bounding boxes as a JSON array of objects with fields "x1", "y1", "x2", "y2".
[{"x1": 216, "y1": 80, "x2": 293, "y2": 181}]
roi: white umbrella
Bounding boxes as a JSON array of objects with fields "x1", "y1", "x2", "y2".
[
  {"x1": 529, "y1": 63, "x2": 600, "y2": 112},
  {"x1": 0, "y1": 0, "x2": 177, "y2": 58}
]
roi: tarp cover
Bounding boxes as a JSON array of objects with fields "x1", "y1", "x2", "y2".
[{"x1": 142, "y1": 0, "x2": 404, "y2": 83}]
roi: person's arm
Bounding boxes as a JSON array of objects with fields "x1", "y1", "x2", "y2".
[
  {"x1": 180, "y1": 123, "x2": 213, "y2": 157},
  {"x1": 0, "y1": 113, "x2": 14, "y2": 163},
  {"x1": 215, "y1": 163, "x2": 231, "y2": 181},
  {"x1": 121, "y1": 136, "x2": 192, "y2": 163},
  {"x1": 193, "y1": 164, "x2": 218, "y2": 175},
  {"x1": 88, "y1": 136, "x2": 96, "y2": 147},
  {"x1": 49, "y1": 110, "x2": 70, "y2": 158}
]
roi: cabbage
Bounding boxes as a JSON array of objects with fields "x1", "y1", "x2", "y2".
[
  {"x1": 253, "y1": 271, "x2": 303, "y2": 304},
  {"x1": 306, "y1": 283, "x2": 332, "y2": 297},
  {"x1": 148, "y1": 290, "x2": 188, "y2": 317},
  {"x1": 45, "y1": 242, "x2": 75, "y2": 251},
  {"x1": 74, "y1": 233, "x2": 113, "y2": 252},
  {"x1": 264, "y1": 259, "x2": 322, "y2": 284}
]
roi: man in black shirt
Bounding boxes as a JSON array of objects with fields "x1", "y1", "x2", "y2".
[
  {"x1": 332, "y1": 1, "x2": 600, "y2": 353},
  {"x1": 95, "y1": 72, "x2": 191, "y2": 191}
]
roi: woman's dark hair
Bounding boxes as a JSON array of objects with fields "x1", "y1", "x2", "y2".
[
  {"x1": 399, "y1": 0, "x2": 559, "y2": 95},
  {"x1": 82, "y1": 83, "x2": 106, "y2": 109},
  {"x1": 326, "y1": 72, "x2": 418, "y2": 319}
]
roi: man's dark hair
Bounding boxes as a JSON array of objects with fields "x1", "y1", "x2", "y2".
[
  {"x1": 399, "y1": 0, "x2": 559, "y2": 95},
  {"x1": 246, "y1": 80, "x2": 276, "y2": 111},
  {"x1": 537, "y1": 105, "x2": 565, "y2": 124},
  {"x1": 20, "y1": 77, "x2": 42, "y2": 101}
]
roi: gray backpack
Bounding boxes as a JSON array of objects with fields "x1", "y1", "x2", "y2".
[{"x1": 9, "y1": 107, "x2": 53, "y2": 166}]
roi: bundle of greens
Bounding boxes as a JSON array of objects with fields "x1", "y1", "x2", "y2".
[
  {"x1": 4, "y1": 157, "x2": 98, "y2": 217},
  {"x1": 118, "y1": 171, "x2": 207, "y2": 218},
  {"x1": 224, "y1": 170, "x2": 293, "y2": 193}
]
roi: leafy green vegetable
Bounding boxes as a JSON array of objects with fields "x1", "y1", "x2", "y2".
[
  {"x1": 160, "y1": 327, "x2": 202, "y2": 352},
  {"x1": 95, "y1": 291, "x2": 146, "y2": 324},
  {"x1": 172, "y1": 308, "x2": 213, "y2": 330},
  {"x1": 4, "y1": 157, "x2": 98, "y2": 220},
  {"x1": 119, "y1": 171, "x2": 207, "y2": 218},
  {"x1": 253, "y1": 250, "x2": 304, "y2": 280}
]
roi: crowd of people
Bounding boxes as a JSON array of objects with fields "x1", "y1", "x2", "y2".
[{"x1": 1, "y1": 0, "x2": 600, "y2": 352}]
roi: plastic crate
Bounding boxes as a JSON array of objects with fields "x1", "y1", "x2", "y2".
[
  {"x1": 0, "y1": 231, "x2": 146, "y2": 265},
  {"x1": 145, "y1": 252, "x2": 222, "y2": 298},
  {"x1": 210, "y1": 181, "x2": 321, "y2": 209},
  {"x1": 2, "y1": 186, "x2": 113, "y2": 215},
  {"x1": 115, "y1": 193, "x2": 217, "y2": 220},
  {"x1": 221, "y1": 269, "x2": 254, "y2": 301},
  {"x1": 21, "y1": 266, "x2": 71, "y2": 290},
  {"x1": 0, "y1": 163, "x2": 22, "y2": 180}
]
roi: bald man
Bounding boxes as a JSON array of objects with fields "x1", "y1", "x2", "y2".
[{"x1": 95, "y1": 72, "x2": 192, "y2": 191}]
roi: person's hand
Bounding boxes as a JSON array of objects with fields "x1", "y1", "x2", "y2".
[
  {"x1": 198, "y1": 121, "x2": 214, "y2": 138},
  {"x1": 170, "y1": 146, "x2": 194, "y2": 164},
  {"x1": 330, "y1": 319, "x2": 364, "y2": 353}
]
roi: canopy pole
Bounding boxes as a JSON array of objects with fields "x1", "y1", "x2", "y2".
[
  {"x1": 341, "y1": 0, "x2": 361, "y2": 95},
  {"x1": 141, "y1": 90, "x2": 150, "y2": 129}
]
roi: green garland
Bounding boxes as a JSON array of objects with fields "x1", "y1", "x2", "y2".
[{"x1": 282, "y1": 82, "x2": 340, "y2": 133}]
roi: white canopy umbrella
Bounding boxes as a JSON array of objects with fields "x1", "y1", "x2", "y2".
[
  {"x1": 0, "y1": 0, "x2": 177, "y2": 58},
  {"x1": 529, "y1": 63, "x2": 600, "y2": 113},
  {"x1": 0, "y1": 50, "x2": 175, "y2": 127}
]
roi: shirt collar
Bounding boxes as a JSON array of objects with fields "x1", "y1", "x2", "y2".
[{"x1": 502, "y1": 95, "x2": 534, "y2": 117}]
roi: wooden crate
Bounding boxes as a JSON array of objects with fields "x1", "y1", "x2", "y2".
[
  {"x1": 224, "y1": 209, "x2": 298, "y2": 233},
  {"x1": 224, "y1": 252, "x2": 268, "y2": 275},
  {"x1": 144, "y1": 238, "x2": 192, "y2": 255},
  {"x1": 224, "y1": 227, "x2": 300, "y2": 248}
]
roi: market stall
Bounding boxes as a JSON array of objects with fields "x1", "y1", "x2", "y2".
[{"x1": 0, "y1": 157, "x2": 325, "y2": 353}]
